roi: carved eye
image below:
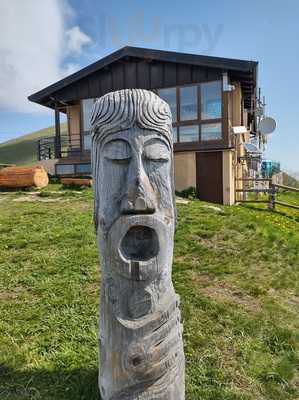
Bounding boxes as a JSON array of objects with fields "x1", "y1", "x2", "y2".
[
  {"x1": 103, "y1": 140, "x2": 131, "y2": 163},
  {"x1": 143, "y1": 140, "x2": 170, "y2": 163}
]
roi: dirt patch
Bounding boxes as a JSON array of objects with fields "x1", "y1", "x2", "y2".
[
  {"x1": 191, "y1": 271, "x2": 215, "y2": 285},
  {"x1": 13, "y1": 195, "x2": 66, "y2": 203},
  {"x1": 0, "y1": 286, "x2": 25, "y2": 301},
  {"x1": 288, "y1": 296, "x2": 299, "y2": 310},
  {"x1": 199, "y1": 281, "x2": 261, "y2": 313},
  {"x1": 202, "y1": 204, "x2": 223, "y2": 213},
  {"x1": 176, "y1": 197, "x2": 189, "y2": 204}
]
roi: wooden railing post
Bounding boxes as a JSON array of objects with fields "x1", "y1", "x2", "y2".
[
  {"x1": 268, "y1": 181, "x2": 276, "y2": 210},
  {"x1": 54, "y1": 105, "x2": 61, "y2": 159},
  {"x1": 37, "y1": 140, "x2": 41, "y2": 161}
]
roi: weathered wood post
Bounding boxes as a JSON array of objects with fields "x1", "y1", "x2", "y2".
[
  {"x1": 91, "y1": 89, "x2": 185, "y2": 400},
  {"x1": 268, "y1": 180, "x2": 276, "y2": 210}
]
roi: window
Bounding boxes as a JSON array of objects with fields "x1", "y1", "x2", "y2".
[
  {"x1": 157, "y1": 88, "x2": 177, "y2": 122},
  {"x1": 201, "y1": 81, "x2": 222, "y2": 120},
  {"x1": 180, "y1": 86, "x2": 198, "y2": 121},
  {"x1": 56, "y1": 164, "x2": 75, "y2": 175},
  {"x1": 157, "y1": 81, "x2": 222, "y2": 144},
  {"x1": 180, "y1": 125, "x2": 199, "y2": 142},
  {"x1": 82, "y1": 98, "x2": 95, "y2": 132},
  {"x1": 76, "y1": 163, "x2": 92, "y2": 174},
  {"x1": 83, "y1": 133, "x2": 92, "y2": 150},
  {"x1": 172, "y1": 126, "x2": 178, "y2": 143},
  {"x1": 201, "y1": 123, "x2": 222, "y2": 141}
]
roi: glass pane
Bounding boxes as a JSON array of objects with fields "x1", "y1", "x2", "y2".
[
  {"x1": 56, "y1": 164, "x2": 75, "y2": 175},
  {"x1": 172, "y1": 126, "x2": 178, "y2": 143},
  {"x1": 76, "y1": 163, "x2": 91, "y2": 174},
  {"x1": 180, "y1": 86, "x2": 198, "y2": 121},
  {"x1": 82, "y1": 98, "x2": 95, "y2": 131},
  {"x1": 201, "y1": 81, "x2": 222, "y2": 120},
  {"x1": 83, "y1": 133, "x2": 91, "y2": 150},
  {"x1": 179, "y1": 125, "x2": 199, "y2": 142},
  {"x1": 158, "y1": 88, "x2": 177, "y2": 122},
  {"x1": 201, "y1": 123, "x2": 222, "y2": 141}
]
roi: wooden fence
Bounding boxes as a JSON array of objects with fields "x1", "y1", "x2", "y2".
[{"x1": 235, "y1": 178, "x2": 299, "y2": 211}]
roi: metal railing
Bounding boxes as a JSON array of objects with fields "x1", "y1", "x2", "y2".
[{"x1": 38, "y1": 132, "x2": 91, "y2": 160}]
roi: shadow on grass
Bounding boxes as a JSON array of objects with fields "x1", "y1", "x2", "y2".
[
  {"x1": 0, "y1": 365, "x2": 101, "y2": 400},
  {"x1": 242, "y1": 203, "x2": 299, "y2": 222}
]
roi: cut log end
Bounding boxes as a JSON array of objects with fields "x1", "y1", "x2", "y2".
[{"x1": 0, "y1": 166, "x2": 49, "y2": 189}]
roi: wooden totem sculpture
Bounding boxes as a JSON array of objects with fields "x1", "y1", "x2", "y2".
[{"x1": 91, "y1": 89, "x2": 185, "y2": 400}]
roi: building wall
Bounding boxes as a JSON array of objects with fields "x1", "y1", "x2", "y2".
[
  {"x1": 229, "y1": 81, "x2": 250, "y2": 202},
  {"x1": 232, "y1": 82, "x2": 242, "y2": 126},
  {"x1": 222, "y1": 150, "x2": 235, "y2": 205},
  {"x1": 174, "y1": 152, "x2": 196, "y2": 191},
  {"x1": 67, "y1": 104, "x2": 81, "y2": 148}
]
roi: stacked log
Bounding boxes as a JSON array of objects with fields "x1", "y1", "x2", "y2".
[
  {"x1": 0, "y1": 166, "x2": 49, "y2": 188},
  {"x1": 61, "y1": 178, "x2": 92, "y2": 187}
]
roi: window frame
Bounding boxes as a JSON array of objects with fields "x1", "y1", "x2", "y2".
[
  {"x1": 80, "y1": 98, "x2": 97, "y2": 152},
  {"x1": 157, "y1": 80, "x2": 224, "y2": 145}
]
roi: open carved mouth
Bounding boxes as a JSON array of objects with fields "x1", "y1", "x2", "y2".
[{"x1": 120, "y1": 225, "x2": 159, "y2": 261}]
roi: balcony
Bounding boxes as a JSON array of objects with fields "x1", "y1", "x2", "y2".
[{"x1": 38, "y1": 132, "x2": 91, "y2": 161}]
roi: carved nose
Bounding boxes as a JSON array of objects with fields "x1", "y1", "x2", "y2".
[
  {"x1": 121, "y1": 175, "x2": 155, "y2": 215},
  {"x1": 121, "y1": 195, "x2": 155, "y2": 215}
]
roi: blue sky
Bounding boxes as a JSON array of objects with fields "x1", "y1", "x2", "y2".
[{"x1": 0, "y1": 0, "x2": 298, "y2": 173}]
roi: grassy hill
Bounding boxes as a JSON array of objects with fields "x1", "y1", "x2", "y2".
[
  {"x1": 282, "y1": 172, "x2": 299, "y2": 188},
  {"x1": 0, "y1": 186, "x2": 298, "y2": 400},
  {"x1": 0, "y1": 123, "x2": 67, "y2": 166}
]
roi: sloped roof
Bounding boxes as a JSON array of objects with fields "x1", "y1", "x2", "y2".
[{"x1": 28, "y1": 46, "x2": 258, "y2": 106}]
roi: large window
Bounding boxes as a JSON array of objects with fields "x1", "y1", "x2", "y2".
[
  {"x1": 172, "y1": 126, "x2": 178, "y2": 143},
  {"x1": 180, "y1": 86, "x2": 198, "y2": 121},
  {"x1": 82, "y1": 98, "x2": 96, "y2": 150},
  {"x1": 180, "y1": 125, "x2": 199, "y2": 142},
  {"x1": 82, "y1": 98, "x2": 95, "y2": 131},
  {"x1": 201, "y1": 81, "x2": 222, "y2": 120},
  {"x1": 157, "y1": 81, "x2": 222, "y2": 144},
  {"x1": 158, "y1": 88, "x2": 177, "y2": 122},
  {"x1": 201, "y1": 123, "x2": 222, "y2": 141}
]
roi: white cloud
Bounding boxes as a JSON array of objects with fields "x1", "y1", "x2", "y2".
[
  {"x1": 66, "y1": 26, "x2": 92, "y2": 55},
  {"x1": 0, "y1": 0, "x2": 92, "y2": 114}
]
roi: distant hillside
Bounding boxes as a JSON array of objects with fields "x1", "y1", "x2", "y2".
[
  {"x1": 0, "y1": 123, "x2": 67, "y2": 166},
  {"x1": 282, "y1": 172, "x2": 299, "y2": 188}
]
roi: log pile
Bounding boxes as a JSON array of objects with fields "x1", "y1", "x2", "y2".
[{"x1": 0, "y1": 166, "x2": 49, "y2": 188}]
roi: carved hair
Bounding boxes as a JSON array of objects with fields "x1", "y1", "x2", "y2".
[{"x1": 91, "y1": 89, "x2": 173, "y2": 145}]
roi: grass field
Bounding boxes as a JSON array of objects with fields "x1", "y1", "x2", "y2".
[
  {"x1": 0, "y1": 186, "x2": 298, "y2": 400},
  {"x1": 0, "y1": 124, "x2": 67, "y2": 166}
]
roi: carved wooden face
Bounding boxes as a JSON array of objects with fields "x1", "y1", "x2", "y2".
[{"x1": 97, "y1": 126, "x2": 174, "y2": 234}]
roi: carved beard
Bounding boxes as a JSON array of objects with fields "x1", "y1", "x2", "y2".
[{"x1": 97, "y1": 214, "x2": 185, "y2": 400}]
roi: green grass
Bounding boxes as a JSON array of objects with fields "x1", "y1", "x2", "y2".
[
  {"x1": 0, "y1": 124, "x2": 67, "y2": 166},
  {"x1": 0, "y1": 187, "x2": 298, "y2": 399}
]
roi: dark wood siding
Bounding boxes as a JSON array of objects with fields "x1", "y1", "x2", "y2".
[
  {"x1": 196, "y1": 151, "x2": 223, "y2": 204},
  {"x1": 53, "y1": 58, "x2": 227, "y2": 150},
  {"x1": 54, "y1": 59, "x2": 222, "y2": 103}
]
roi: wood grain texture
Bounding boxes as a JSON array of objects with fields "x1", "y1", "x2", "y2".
[
  {"x1": 60, "y1": 178, "x2": 92, "y2": 187},
  {"x1": 0, "y1": 166, "x2": 48, "y2": 188},
  {"x1": 91, "y1": 89, "x2": 185, "y2": 399}
]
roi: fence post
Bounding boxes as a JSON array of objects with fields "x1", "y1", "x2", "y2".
[
  {"x1": 268, "y1": 181, "x2": 276, "y2": 210},
  {"x1": 37, "y1": 140, "x2": 41, "y2": 161}
]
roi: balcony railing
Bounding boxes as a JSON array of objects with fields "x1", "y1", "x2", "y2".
[{"x1": 38, "y1": 132, "x2": 91, "y2": 160}]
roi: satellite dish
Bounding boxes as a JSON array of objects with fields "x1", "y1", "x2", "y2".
[{"x1": 258, "y1": 117, "x2": 276, "y2": 135}]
